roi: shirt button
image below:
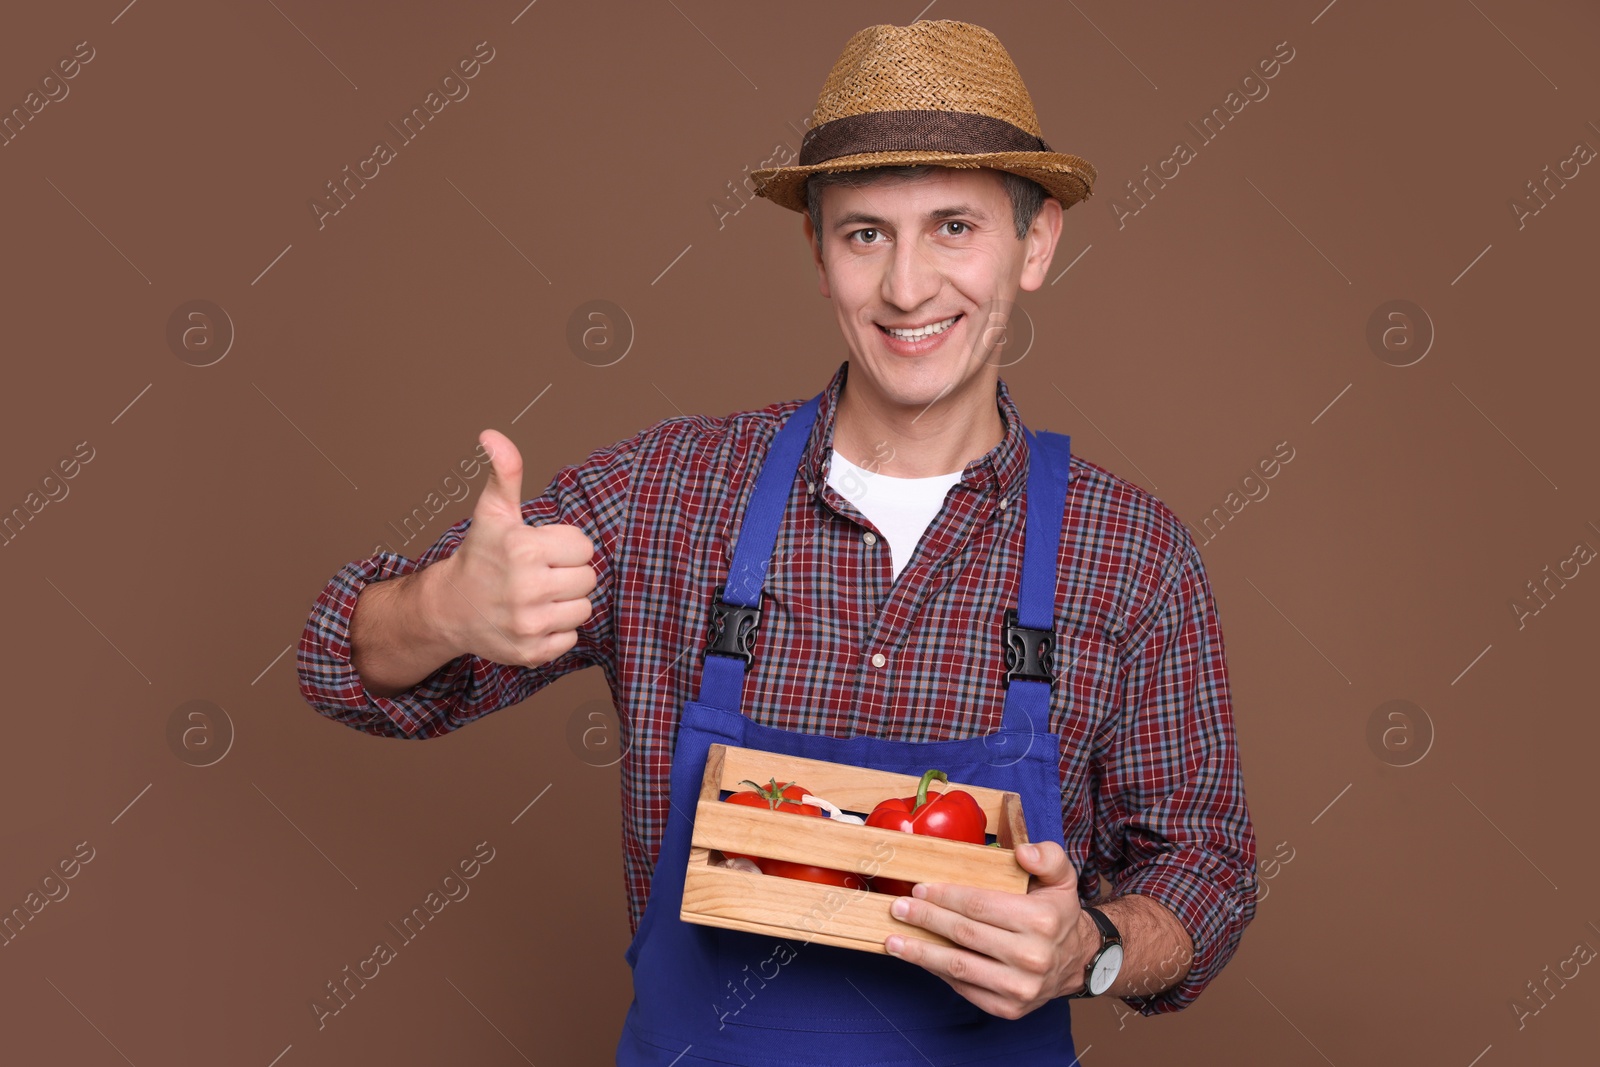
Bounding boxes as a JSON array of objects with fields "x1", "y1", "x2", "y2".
[
  {"x1": 862, "y1": 531, "x2": 878, "y2": 546},
  {"x1": 871, "y1": 652, "x2": 886, "y2": 668}
]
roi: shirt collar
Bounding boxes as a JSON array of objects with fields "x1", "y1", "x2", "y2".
[{"x1": 799, "y1": 359, "x2": 1029, "y2": 504}]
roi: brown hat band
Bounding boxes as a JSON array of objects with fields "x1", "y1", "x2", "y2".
[{"x1": 798, "y1": 108, "x2": 1052, "y2": 166}]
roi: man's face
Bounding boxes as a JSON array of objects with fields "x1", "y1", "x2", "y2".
[{"x1": 803, "y1": 167, "x2": 1063, "y2": 417}]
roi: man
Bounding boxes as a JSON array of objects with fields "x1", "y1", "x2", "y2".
[{"x1": 298, "y1": 19, "x2": 1256, "y2": 1065}]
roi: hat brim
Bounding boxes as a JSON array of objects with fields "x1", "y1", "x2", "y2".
[{"x1": 750, "y1": 150, "x2": 1098, "y2": 215}]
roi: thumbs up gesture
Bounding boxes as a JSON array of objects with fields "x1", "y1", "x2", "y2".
[{"x1": 438, "y1": 429, "x2": 599, "y2": 668}]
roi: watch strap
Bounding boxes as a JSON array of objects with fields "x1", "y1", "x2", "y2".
[
  {"x1": 1085, "y1": 905, "x2": 1121, "y2": 946},
  {"x1": 1072, "y1": 906, "x2": 1123, "y2": 998}
]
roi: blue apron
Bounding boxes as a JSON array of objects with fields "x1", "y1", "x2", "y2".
[{"x1": 616, "y1": 387, "x2": 1081, "y2": 1066}]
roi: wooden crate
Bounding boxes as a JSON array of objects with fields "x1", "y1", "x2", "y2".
[{"x1": 680, "y1": 743, "x2": 1032, "y2": 954}]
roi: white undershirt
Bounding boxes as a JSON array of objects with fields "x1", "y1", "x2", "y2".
[{"x1": 827, "y1": 449, "x2": 964, "y2": 579}]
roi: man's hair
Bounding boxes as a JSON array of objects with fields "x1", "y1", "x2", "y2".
[{"x1": 805, "y1": 165, "x2": 1049, "y2": 252}]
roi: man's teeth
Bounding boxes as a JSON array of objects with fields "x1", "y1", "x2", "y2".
[{"x1": 884, "y1": 315, "x2": 959, "y2": 341}]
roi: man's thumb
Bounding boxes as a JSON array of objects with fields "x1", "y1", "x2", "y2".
[
  {"x1": 1017, "y1": 841, "x2": 1077, "y2": 888},
  {"x1": 474, "y1": 429, "x2": 525, "y2": 524}
]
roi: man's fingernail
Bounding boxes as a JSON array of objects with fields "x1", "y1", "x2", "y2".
[
  {"x1": 1018, "y1": 843, "x2": 1037, "y2": 862},
  {"x1": 891, "y1": 897, "x2": 910, "y2": 919},
  {"x1": 886, "y1": 935, "x2": 903, "y2": 955}
]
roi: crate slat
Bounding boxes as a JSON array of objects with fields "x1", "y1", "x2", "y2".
[
  {"x1": 681, "y1": 846, "x2": 957, "y2": 952},
  {"x1": 693, "y1": 800, "x2": 1028, "y2": 893},
  {"x1": 713, "y1": 744, "x2": 1017, "y2": 824}
]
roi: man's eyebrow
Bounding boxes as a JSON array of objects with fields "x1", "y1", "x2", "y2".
[{"x1": 831, "y1": 204, "x2": 990, "y2": 230}]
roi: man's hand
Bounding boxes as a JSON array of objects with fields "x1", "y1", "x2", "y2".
[
  {"x1": 883, "y1": 840, "x2": 1097, "y2": 1019},
  {"x1": 432, "y1": 429, "x2": 599, "y2": 668}
]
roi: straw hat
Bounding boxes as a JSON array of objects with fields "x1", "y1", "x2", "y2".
[{"x1": 750, "y1": 19, "x2": 1097, "y2": 216}]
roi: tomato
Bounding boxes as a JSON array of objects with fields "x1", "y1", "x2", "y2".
[
  {"x1": 757, "y1": 859, "x2": 868, "y2": 890},
  {"x1": 719, "y1": 778, "x2": 867, "y2": 890},
  {"x1": 865, "y1": 768, "x2": 990, "y2": 896},
  {"x1": 723, "y1": 778, "x2": 820, "y2": 817}
]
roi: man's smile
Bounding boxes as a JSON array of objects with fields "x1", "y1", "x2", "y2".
[{"x1": 876, "y1": 313, "x2": 964, "y2": 354}]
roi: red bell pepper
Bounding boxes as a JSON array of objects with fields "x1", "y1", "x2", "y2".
[{"x1": 865, "y1": 768, "x2": 989, "y2": 895}]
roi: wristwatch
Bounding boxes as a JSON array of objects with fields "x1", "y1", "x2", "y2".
[{"x1": 1071, "y1": 907, "x2": 1124, "y2": 998}]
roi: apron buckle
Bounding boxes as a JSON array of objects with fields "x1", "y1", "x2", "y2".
[
  {"x1": 707, "y1": 584, "x2": 761, "y2": 664},
  {"x1": 1002, "y1": 607, "x2": 1055, "y2": 686}
]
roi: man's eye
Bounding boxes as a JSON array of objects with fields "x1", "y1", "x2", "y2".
[
  {"x1": 850, "y1": 228, "x2": 880, "y2": 244},
  {"x1": 941, "y1": 221, "x2": 969, "y2": 236}
]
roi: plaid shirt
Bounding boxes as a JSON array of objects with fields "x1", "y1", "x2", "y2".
[{"x1": 297, "y1": 360, "x2": 1257, "y2": 1015}]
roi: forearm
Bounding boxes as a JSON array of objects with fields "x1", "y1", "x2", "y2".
[
  {"x1": 1082, "y1": 892, "x2": 1193, "y2": 1000},
  {"x1": 350, "y1": 556, "x2": 465, "y2": 698}
]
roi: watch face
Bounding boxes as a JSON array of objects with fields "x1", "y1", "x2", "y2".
[{"x1": 1090, "y1": 944, "x2": 1124, "y2": 994}]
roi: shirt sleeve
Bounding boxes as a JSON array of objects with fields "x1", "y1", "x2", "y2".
[
  {"x1": 1092, "y1": 534, "x2": 1258, "y2": 1015},
  {"x1": 295, "y1": 433, "x2": 636, "y2": 740}
]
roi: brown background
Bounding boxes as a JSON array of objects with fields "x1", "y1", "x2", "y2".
[{"x1": 2, "y1": 0, "x2": 1596, "y2": 1063}]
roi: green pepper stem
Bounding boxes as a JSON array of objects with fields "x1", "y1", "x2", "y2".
[{"x1": 914, "y1": 768, "x2": 949, "y2": 812}]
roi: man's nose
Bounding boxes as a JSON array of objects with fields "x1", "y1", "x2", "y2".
[{"x1": 880, "y1": 238, "x2": 944, "y2": 312}]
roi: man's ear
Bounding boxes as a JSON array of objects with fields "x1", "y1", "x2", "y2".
[
  {"x1": 1018, "y1": 196, "x2": 1065, "y2": 294},
  {"x1": 803, "y1": 212, "x2": 832, "y2": 298}
]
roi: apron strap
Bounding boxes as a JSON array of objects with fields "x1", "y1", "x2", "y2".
[
  {"x1": 998, "y1": 426, "x2": 1072, "y2": 736},
  {"x1": 1017, "y1": 426, "x2": 1072, "y2": 629},
  {"x1": 696, "y1": 392, "x2": 824, "y2": 710}
]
